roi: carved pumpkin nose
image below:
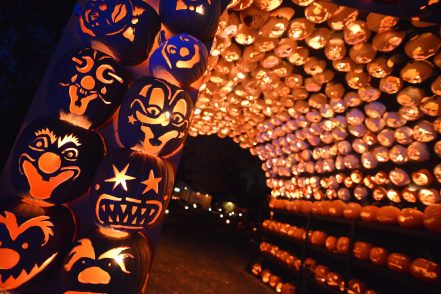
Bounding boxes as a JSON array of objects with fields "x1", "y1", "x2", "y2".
[
  {"x1": 179, "y1": 47, "x2": 190, "y2": 57},
  {"x1": 78, "y1": 266, "x2": 111, "y2": 284},
  {"x1": 0, "y1": 248, "x2": 20, "y2": 269},
  {"x1": 38, "y1": 152, "x2": 62, "y2": 174},
  {"x1": 80, "y1": 75, "x2": 95, "y2": 91}
]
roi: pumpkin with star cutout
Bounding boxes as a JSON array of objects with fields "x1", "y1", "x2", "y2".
[
  {"x1": 90, "y1": 148, "x2": 174, "y2": 231},
  {"x1": 0, "y1": 198, "x2": 76, "y2": 291},
  {"x1": 78, "y1": 0, "x2": 161, "y2": 65},
  {"x1": 10, "y1": 118, "x2": 105, "y2": 204},
  {"x1": 51, "y1": 48, "x2": 130, "y2": 129},
  {"x1": 149, "y1": 34, "x2": 208, "y2": 88},
  {"x1": 117, "y1": 77, "x2": 193, "y2": 157},
  {"x1": 159, "y1": 0, "x2": 221, "y2": 42},
  {"x1": 61, "y1": 228, "x2": 151, "y2": 294}
]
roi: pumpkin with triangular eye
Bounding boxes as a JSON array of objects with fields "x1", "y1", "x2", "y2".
[
  {"x1": 50, "y1": 48, "x2": 130, "y2": 129},
  {"x1": 0, "y1": 198, "x2": 76, "y2": 291},
  {"x1": 77, "y1": 0, "x2": 161, "y2": 65},
  {"x1": 61, "y1": 228, "x2": 151, "y2": 294},
  {"x1": 117, "y1": 77, "x2": 193, "y2": 157},
  {"x1": 11, "y1": 118, "x2": 105, "y2": 204}
]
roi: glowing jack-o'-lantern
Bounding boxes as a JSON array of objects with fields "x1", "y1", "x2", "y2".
[
  {"x1": 160, "y1": 0, "x2": 221, "y2": 42},
  {"x1": 61, "y1": 228, "x2": 151, "y2": 294},
  {"x1": 0, "y1": 199, "x2": 75, "y2": 291},
  {"x1": 11, "y1": 118, "x2": 105, "y2": 204},
  {"x1": 51, "y1": 48, "x2": 130, "y2": 129},
  {"x1": 118, "y1": 77, "x2": 193, "y2": 157},
  {"x1": 78, "y1": 0, "x2": 161, "y2": 65},
  {"x1": 90, "y1": 149, "x2": 174, "y2": 231},
  {"x1": 150, "y1": 34, "x2": 208, "y2": 88}
]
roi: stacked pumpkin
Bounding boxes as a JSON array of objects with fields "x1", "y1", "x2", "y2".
[
  {"x1": 260, "y1": 241, "x2": 302, "y2": 271},
  {"x1": 0, "y1": 0, "x2": 218, "y2": 292},
  {"x1": 251, "y1": 262, "x2": 297, "y2": 293}
]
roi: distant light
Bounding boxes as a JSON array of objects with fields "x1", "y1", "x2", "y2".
[
  {"x1": 184, "y1": 187, "x2": 188, "y2": 190},
  {"x1": 174, "y1": 187, "x2": 181, "y2": 193},
  {"x1": 238, "y1": 213, "x2": 242, "y2": 217},
  {"x1": 220, "y1": 214, "x2": 224, "y2": 218},
  {"x1": 185, "y1": 206, "x2": 189, "y2": 210},
  {"x1": 218, "y1": 208, "x2": 222, "y2": 212},
  {"x1": 193, "y1": 203, "x2": 197, "y2": 208},
  {"x1": 231, "y1": 212, "x2": 235, "y2": 215},
  {"x1": 208, "y1": 208, "x2": 212, "y2": 211},
  {"x1": 226, "y1": 219, "x2": 230, "y2": 224},
  {"x1": 165, "y1": 209, "x2": 170, "y2": 214}
]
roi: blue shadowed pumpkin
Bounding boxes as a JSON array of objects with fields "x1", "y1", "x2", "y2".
[
  {"x1": 149, "y1": 34, "x2": 208, "y2": 88},
  {"x1": 159, "y1": 0, "x2": 221, "y2": 42}
]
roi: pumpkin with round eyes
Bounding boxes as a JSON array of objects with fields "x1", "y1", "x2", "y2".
[
  {"x1": 51, "y1": 48, "x2": 130, "y2": 129},
  {"x1": 90, "y1": 148, "x2": 174, "y2": 232},
  {"x1": 159, "y1": 0, "x2": 221, "y2": 42},
  {"x1": 0, "y1": 198, "x2": 75, "y2": 291},
  {"x1": 78, "y1": 0, "x2": 161, "y2": 65},
  {"x1": 10, "y1": 118, "x2": 105, "y2": 205},
  {"x1": 149, "y1": 34, "x2": 208, "y2": 88},
  {"x1": 117, "y1": 77, "x2": 193, "y2": 157},
  {"x1": 61, "y1": 228, "x2": 151, "y2": 294}
]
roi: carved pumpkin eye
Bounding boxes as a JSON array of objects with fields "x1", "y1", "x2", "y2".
[
  {"x1": 146, "y1": 105, "x2": 162, "y2": 118},
  {"x1": 22, "y1": 242, "x2": 29, "y2": 250},
  {"x1": 172, "y1": 113, "x2": 185, "y2": 126},
  {"x1": 62, "y1": 148, "x2": 79, "y2": 161},
  {"x1": 75, "y1": 56, "x2": 94, "y2": 74},
  {"x1": 166, "y1": 45, "x2": 177, "y2": 55},
  {"x1": 96, "y1": 64, "x2": 117, "y2": 84},
  {"x1": 29, "y1": 137, "x2": 48, "y2": 151}
]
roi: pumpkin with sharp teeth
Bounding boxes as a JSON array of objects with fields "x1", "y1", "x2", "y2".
[
  {"x1": 90, "y1": 149, "x2": 174, "y2": 231},
  {"x1": 11, "y1": 118, "x2": 105, "y2": 204}
]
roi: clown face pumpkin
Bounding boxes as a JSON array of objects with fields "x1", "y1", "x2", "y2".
[
  {"x1": 52, "y1": 48, "x2": 130, "y2": 129},
  {"x1": 90, "y1": 149, "x2": 174, "y2": 231},
  {"x1": 11, "y1": 118, "x2": 105, "y2": 204},
  {"x1": 78, "y1": 0, "x2": 160, "y2": 65},
  {"x1": 118, "y1": 77, "x2": 193, "y2": 157},
  {"x1": 149, "y1": 34, "x2": 208, "y2": 88},
  {"x1": 61, "y1": 228, "x2": 151, "y2": 294},
  {"x1": 0, "y1": 199, "x2": 75, "y2": 291}
]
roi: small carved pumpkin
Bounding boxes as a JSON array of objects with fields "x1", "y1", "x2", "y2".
[
  {"x1": 369, "y1": 247, "x2": 389, "y2": 266},
  {"x1": 353, "y1": 241, "x2": 373, "y2": 261},
  {"x1": 387, "y1": 253, "x2": 411, "y2": 273},
  {"x1": 410, "y1": 258, "x2": 441, "y2": 283}
]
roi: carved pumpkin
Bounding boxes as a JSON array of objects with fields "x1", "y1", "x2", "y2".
[
  {"x1": 369, "y1": 247, "x2": 389, "y2": 266},
  {"x1": 387, "y1": 253, "x2": 411, "y2": 273},
  {"x1": 159, "y1": 0, "x2": 221, "y2": 42},
  {"x1": 117, "y1": 77, "x2": 193, "y2": 157},
  {"x1": 423, "y1": 204, "x2": 441, "y2": 232},
  {"x1": 149, "y1": 34, "x2": 208, "y2": 88},
  {"x1": 325, "y1": 235, "x2": 337, "y2": 253},
  {"x1": 348, "y1": 279, "x2": 366, "y2": 294},
  {"x1": 51, "y1": 48, "x2": 130, "y2": 129},
  {"x1": 0, "y1": 198, "x2": 75, "y2": 291},
  {"x1": 11, "y1": 118, "x2": 105, "y2": 204},
  {"x1": 314, "y1": 264, "x2": 329, "y2": 284},
  {"x1": 61, "y1": 228, "x2": 151, "y2": 294},
  {"x1": 343, "y1": 202, "x2": 361, "y2": 220},
  {"x1": 336, "y1": 237, "x2": 350, "y2": 255},
  {"x1": 353, "y1": 241, "x2": 373, "y2": 261},
  {"x1": 90, "y1": 148, "x2": 174, "y2": 231},
  {"x1": 410, "y1": 258, "x2": 441, "y2": 283},
  {"x1": 397, "y1": 208, "x2": 423, "y2": 229},
  {"x1": 310, "y1": 230, "x2": 327, "y2": 247},
  {"x1": 376, "y1": 206, "x2": 400, "y2": 225},
  {"x1": 78, "y1": 0, "x2": 161, "y2": 65},
  {"x1": 360, "y1": 206, "x2": 378, "y2": 222}
]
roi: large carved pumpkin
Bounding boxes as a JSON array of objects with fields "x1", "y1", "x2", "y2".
[
  {"x1": 78, "y1": 0, "x2": 161, "y2": 65},
  {"x1": 11, "y1": 118, "x2": 105, "y2": 204},
  {"x1": 0, "y1": 198, "x2": 75, "y2": 291},
  {"x1": 159, "y1": 0, "x2": 221, "y2": 42},
  {"x1": 90, "y1": 148, "x2": 174, "y2": 231},
  {"x1": 149, "y1": 34, "x2": 208, "y2": 88},
  {"x1": 51, "y1": 48, "x2": 130, "y2": 129},
  {"x1": 61, "y1": 228, "x2": 151, "y2": 294},
  {"x1": 117, "y1": 77, "x2": 193, "y2": 157}
]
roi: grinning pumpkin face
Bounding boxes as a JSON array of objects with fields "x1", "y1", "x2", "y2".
[
  {"x1": 11, "y1": 118, "x2": 105, "y2": 204},
  {"x1": 53, "y1": 48, "x2": 129, "y2": 129},
  {"x1": 90, "y1": 149, "x2": 174, "y2": 231},
  {"x1": 61, "y1": 229, "x2": 151, "y2": 294},
  {"x1": 0, "y1": 200, "x2": 76, "y2": 291},
  {"x1": 118, "y1": 77, "x2": 193, "y2": 157},
  {"x1": 149, "y1": 34, "x2": 208, "y2": 88}
]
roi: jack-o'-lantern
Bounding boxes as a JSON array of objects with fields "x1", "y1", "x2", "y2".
[
  {"x1": 360, "y1": 206, "x2": 378, "y2": 222},
  {"x1": 367, "y1": 57, "x2": 393, "y2": 78},
  {"x1": 90, "y1": 149, "x2": 174, "y2": 231},
  {"x1": 150, "y1": 34, "x2": 208, "y2": 88},
  {"x1": 397, "y1": 208, "x2": 423, "y2": 229},
  {"x1": 288, "y1": 18, "x2": 314, "y2": 40},
  {"x1": 336, "y1": 237, "x2": 350, "y2": 255},
  {"x1": 325, "y1": 236, "x2": 337, "y2": 253},
  {"x1": 343, "y1": 203, "x2": 361, "y2": 220},
  {"x1": 424, "y1": 204, "x2": 441, "y2": 232},
  {"x1": 310, "y1": 231, "x2": 327, "y2": 247},
  {"x1": 78, "y1": 0, "x2": 160, "y2": 65},
  {"x1": 51, "y1": 48, "x2": 130, "y2": 129},
  {"x1": 387, "y1": 253, "x2": 411, "y2": 273},
  {"x1": 410, "y1": 258, "x2": 441, "y2": 283},
  {"x1": 314, "y1": 265, "x2": 329, "y2": 284},
  {"x1": 0, "y1": 198, "x2": 75, "y2": 291},
  {"x1": 251, "y1": 263, "x2": 262, "y2": 275},
  {"x1": 118, "y1": 77, "x2": 193, "y2": 157},
  {"x1": 376, "y1": 206, "x2": 400, "y2": 224},
  {"x1": 372, "y1": 30, "x2": 405, "y2": 52},
  {"x1": 61, "y1": 228, "x2": 151, "y2": 294},
  {"x1": 353, "y1": 241, "x2": 373, "y2": 261},
  {"x1": 327, "y1": 272, "x2": 344, "y2": 291},
  {"x1": 160, "y1": 0, "x2": 221, "y2": 41},
  {"x1": 401, "y1": 60, "x2": 433, "y2": 84},
  {"x1": 370, "y1": 247, "x2": 389, "y2": 266},
  {"x1": 348, "y1": 279, "x2": 366, "y2": 294},
  {"x1": 11, "y1": 118, "x2": 105, "y2": 204},
  {"x1": 405, "y1": 33, "x2": 441, "y2": 60},
  {"x1": 344, "y1": 21, "x2": 370, "y2": 45},
  {"x1": 412, "y1": 169, "x2": 433, "y2": 186}
]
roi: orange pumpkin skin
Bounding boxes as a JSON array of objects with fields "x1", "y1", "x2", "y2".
[
  {"x1": 311, "y1": 201, "x2": 324, "y2": 215},
  {"x1": 360, "y1": 205, "x2": 379, "y2": 222},
  {"x1": 321, "y1": 201, "x2": 332, "y2": 216},
  {"x1": 336, "y1": 237, "x2": 350, "y2": 255},
  {"x1": 343, "y1": 202, "x2": 362, "y2": 219},
  {"x1": 353, "y1": 241, "x2": 373, "y2": 261},
  {"x1": 397, "y1": 208, "x2": 424, "y2": 229},
  {"x1": 365, "y1": 290, "x2": 379, "y2": 294},
  {"x1": 280, "y1": 283, "x2": 296, "y2": 294},
  {"x1": 348, "y1": 279, "x2": 366, "y2": 294},
  {"x1": 314, "y1": 265, "x2": 330, "y2": 284},
  {"x1": 328, "y1": 200, "x2": 346, "y2": 216},
  {"x1": 304, "y1": 257, "x2": 317, "y2": 270},
  {"x1": 301, "y1": 201, "x2": 312, "y2": 214},
  {"x1": 423, "y1": 204, "x2": 441, "y2": 232},
  {"x1": 376, "y1": 206, "x2": 400, "y2": 224},
  {"x1": 410, "y1": 258, "x2": 441, "y2": 283},
  {"x1": 325, "y1": 236, "x2": 338, "y2": 252},
  {"x1": 387, "y1": 253, "x2": 412, "y2": 273},
  {"x1": 369, "y1": 247, "x2": 389, "y2": 266},
  {"x1": 310, "y1": 231, "x2": 327, "y2": 247}
]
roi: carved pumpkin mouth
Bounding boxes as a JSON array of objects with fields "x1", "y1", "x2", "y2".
[
  {"x1": 0, "y1": 252, "x2": 57, "y2": 290},
  {"x1": 96, "y1": 194, "x2": 162, "y2": 230},
  {"x1": 140, "y1": 125, "x2": 182, "y2": 155}
]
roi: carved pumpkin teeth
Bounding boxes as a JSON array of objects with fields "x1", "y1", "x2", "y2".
[
  {"x1": 121, "y1": 204, "x2": 127, "y2": 213},
  {"x1": 123, "y1": 215, "x2": 129, "y2": 223},
  {"x1": 108, "y1": 215, "x2": 113, "y2": 223},
  {"x1": 109, "y1": 204, "x2": 114, "y2": 211},
  {"x1": 141, "y1": 208, "x2": 147, "y2": 215},
  {"x1": 132, "y1": 206, "x2": 138, "y2": 214},
  {"x1": 131, "y1": 217, "x2": 138, "y2": 225},
  {"x1": 140, "y1": 218, "x2": 145, "y2": 225}
]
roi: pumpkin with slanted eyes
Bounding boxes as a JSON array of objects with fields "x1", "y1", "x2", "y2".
[
  {"x1": 0, "y1": 198, "x2": 75, "y2": 291},
  {"x1": 51, "y1": 48, "x2": 130, "y2": 129},
  {"x1": 117, "y1": 77, "x2": 193, "y2": 157},
  {"x1": 11, "y1": 118, "x2": 105, "y2": 204},
  {"x1": 61, "y1": 228, "x2": 151, "y2": 294}
]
